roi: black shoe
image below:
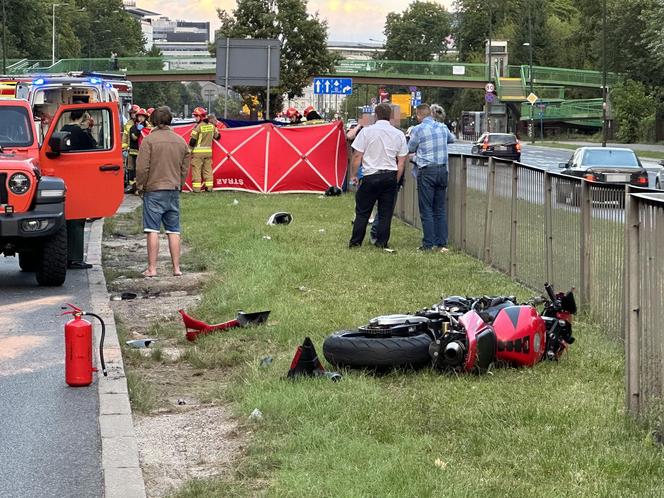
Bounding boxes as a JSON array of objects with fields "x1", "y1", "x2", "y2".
[
  {"x1": 417, "y1": 246, "x2": 434, "y2": 251},
  {"x1": 68, "y1": 261, "x2": 93, "y2": 269},
  {"x1": 348, "y1": 242, "x2": 361, "y2": 249}
]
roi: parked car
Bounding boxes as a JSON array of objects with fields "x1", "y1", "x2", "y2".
[
  {"x1": 656, "y1": 160, "x2": 664, "y2": 189},
  {"x1": 556, "y1": 147, "x2": 648, "y2": 205},
  {"x1": 345, "y1": 119, "x2": 358, "y2": 131},
  {"x1": 470, "y1": 132, "x2": 521, "y2": 162}
]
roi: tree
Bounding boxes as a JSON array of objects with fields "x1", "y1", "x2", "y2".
[
  {"x1": 611, "y1": 80, "x2": 655, "y2": 143},
  {"x1": 212, "y1": 0, "x2": 337, "y2": 116},
  {"x1": 1, "y1": 0, "x2": 143, "y2": 60},
  {"x1": 382, "y1": 1, "x2": 452, "y2": 61}
]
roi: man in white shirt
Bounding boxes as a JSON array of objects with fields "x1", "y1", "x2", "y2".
[{"x1": 348, "y1": 104, "x2": 408, "y2": 248}]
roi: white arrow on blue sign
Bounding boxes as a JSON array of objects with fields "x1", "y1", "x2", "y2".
[{"x1": 314, "y1": 77, "x2": 353, "y2": 95}]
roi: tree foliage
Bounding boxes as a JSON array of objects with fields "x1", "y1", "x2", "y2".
[
  {"x1": 1, "y1": 0, "x2": 143, "y2": 61},
  {"x1": 610, "y1": 80, "x2": 655, "y2": 143},
  {"x1": 213, "y1": 0, "x2": 338, "y2": 115},
  {"x1": 382, "y1": 1, "x2": 452, "y2": 61}
]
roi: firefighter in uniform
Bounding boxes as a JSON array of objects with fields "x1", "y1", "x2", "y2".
[
  {"x1": 189, "y1": 107, "x2": 219, "y2": 193},
  {"x1": 146, "y1": 107, "x2": 155, "y2": 129},
  {"x1": 123, "y1": 104, "x2": 140, "y2": 193}
]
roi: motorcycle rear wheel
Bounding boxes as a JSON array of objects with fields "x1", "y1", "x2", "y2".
[{"x1": 323, "y1": 330, "x2": 433, "y2": 369}]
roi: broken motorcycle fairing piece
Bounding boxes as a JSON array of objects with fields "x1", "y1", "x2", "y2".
[
  {"x1": 323, "y1": 283, "x2": 576, "y2": 373},
  {"x1": 179, "y1": 309, "x2": 270, "y2": 342}
]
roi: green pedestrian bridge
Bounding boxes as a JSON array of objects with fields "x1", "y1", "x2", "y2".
[{"x1": 5, "y1": 56, "x2": 616, "y2": 126}]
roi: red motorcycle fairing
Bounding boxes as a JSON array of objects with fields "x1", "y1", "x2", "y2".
[
  {"x1": 459, "y1": 310, "x2": 496, "y2": 372},
  {"x1": 493, "y1": 305, "x2": 546, "y2": 367}
]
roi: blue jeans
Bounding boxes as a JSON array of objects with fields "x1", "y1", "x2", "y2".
[{"x1": 417, "y1": 165, "x2": 448, "y2": 248}]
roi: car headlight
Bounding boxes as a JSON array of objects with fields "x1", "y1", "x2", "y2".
[{"x1": 8, "y1": 173, "x2": 31, "y2": 195}]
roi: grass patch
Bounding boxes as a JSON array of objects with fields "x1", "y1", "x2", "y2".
[
  {"x1": 166, "y1": 191, "x2": 663, "y2": 496},
  {"x1": 103, "y1": 207, "x2": 144, "y2": 237},
  {"x1": 126, "y1": 369, "x2": 158, "y2": 414}
]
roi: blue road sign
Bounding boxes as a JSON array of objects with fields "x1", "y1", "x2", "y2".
[
  {"x1": 314, "y1": 77, "x2": 353, "y2": 95},
  {"x1": 411, "y1": 90, "x2": 422, "y2": 107}
]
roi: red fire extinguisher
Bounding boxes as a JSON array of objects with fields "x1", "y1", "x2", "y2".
[{"x1": 62, "y1": 303, "x2": 108, "y2": 387}]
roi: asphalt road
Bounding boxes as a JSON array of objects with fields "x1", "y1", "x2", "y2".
[{"x1": 0, "y1": 248, "x2": 102, "y2": 497}]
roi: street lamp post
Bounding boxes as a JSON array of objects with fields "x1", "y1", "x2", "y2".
[
  {"x1": 525, "y1": 2, "x2": 534, "y2": 144},
  {"x1": 601, "y1": 0, "x2": 607, "y2": 147},
  {"x1": 2, "y1": 0, "x2": 6, "y2": 74},
  {"x1": 52, "y1": 3, "x2": 68, "y2": 65}
]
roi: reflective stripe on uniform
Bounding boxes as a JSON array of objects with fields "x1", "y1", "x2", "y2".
[
  {"x1": 192, "y1": 147, "x2": 212, "y2": 154},
  {"x1": 204, "y1": 181, "x2": 213, "y2": 187}
]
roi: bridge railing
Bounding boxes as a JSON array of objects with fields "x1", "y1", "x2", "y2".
[
  {"x1": 5, "y1": 57, "x2": 621, "y2": 90},
  {"x1": 529, "y1": 65, "x2": 620, "y2": 88},
  {"x1": 5, "y1": 57, "x2": 217, "y2": 76},
  {"x1": 519, "y1": 98, "x2": 604, "y2": 121},
  {"x1": 334, "y1": 59, "x2": 488, "y2": 81}
]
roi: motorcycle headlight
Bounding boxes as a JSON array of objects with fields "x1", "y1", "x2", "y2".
[{"x1": 8, "y1": 173, "x2": 31, "y2": 195}]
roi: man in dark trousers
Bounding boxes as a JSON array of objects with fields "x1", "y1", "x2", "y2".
[
  {"x1": 60, "y1": 110, "x2": 97, "y2": 269},
  {"x1": 408, "y1": 103, "x2": 455, "y2": 252},
  {"x1": 348, "y1": 103, "x2": 407, "y2": 249}
]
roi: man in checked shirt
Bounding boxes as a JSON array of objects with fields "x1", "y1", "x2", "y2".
[{"x1": 408, "y1": 103, "x2": 456, "y2": 253}]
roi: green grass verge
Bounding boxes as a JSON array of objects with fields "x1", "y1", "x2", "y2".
[{"x1": 169, "y1": 191, "x2": 662, "y2": 497}]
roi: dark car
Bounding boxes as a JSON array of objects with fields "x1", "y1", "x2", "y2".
[
  {"x1": 471, "y1": 132, "x2": 521, "y2": 162},
  {"x1": 556, "y1": 147, "x2": 648, "y2": 205}
]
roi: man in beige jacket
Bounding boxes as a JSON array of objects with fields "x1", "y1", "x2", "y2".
[{"x1": 136, "y1": 106, "x2": 191, "y2": 277}]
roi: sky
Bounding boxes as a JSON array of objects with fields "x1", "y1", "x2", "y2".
[{"x1": 136, "y1": 0, "x2": 455, "y2": 42}]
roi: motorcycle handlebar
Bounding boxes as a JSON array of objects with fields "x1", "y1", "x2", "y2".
[{"x1": 544, "y1": 283, "x2": 557, "y2": 303}]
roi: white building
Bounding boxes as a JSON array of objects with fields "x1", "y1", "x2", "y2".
[{"x1": 123, "y1": 1, "x2": 213, "y2": 69}]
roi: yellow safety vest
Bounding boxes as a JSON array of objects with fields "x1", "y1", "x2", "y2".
[
  {"x1": 190, "y1": 122, "x2": 217, "y2": 155},
  {"x1": 122, "y1": 118, "x2": 134, "y2": 150}
]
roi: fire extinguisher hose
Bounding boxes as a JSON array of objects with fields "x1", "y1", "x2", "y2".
[{"x1": 84, "y1": 312, "x2": 108, "y2": 377}]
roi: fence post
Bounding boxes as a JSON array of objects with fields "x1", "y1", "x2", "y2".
[
  {"x1": 624, "y1": 191, "x2": 641, "y2": 416},
  {"x1": 544, "y1": 172, "x2": 553, "y2": 284},
  {"x1": 579, "y1": 180, "x2": 592, "y2": 308},
  {"x1": 483, "y1": 158, "x2": 496, "y2": 264},
  {"x1": 509, "y1": 163, "x2": 518, "y2": 278},
  {"x1": 460, "y1": 156, "x2": 468, "y2": 251}
]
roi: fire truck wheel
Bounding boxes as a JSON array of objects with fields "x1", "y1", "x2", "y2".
[
  {"x1": 36, "y1": 225, "x2": 67, "y2": 286},
  {"x1": 18, "y1": 251, "x2": 39, "y2": 272},
  {"x1": 322, "y1": 330, "x2": 433, "y2": 369}
]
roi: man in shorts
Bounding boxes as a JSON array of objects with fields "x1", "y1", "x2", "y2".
[{"x1": 136, "y1": 106, "x2": 191, "y2": 277}]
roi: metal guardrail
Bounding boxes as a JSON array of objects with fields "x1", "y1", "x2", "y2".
[
  {"x1": 396, "y1": 155, "x2": 662, "y2": 428},
  {"x1": 624, "y1": 191, "x2": 664, "y2": 422}
]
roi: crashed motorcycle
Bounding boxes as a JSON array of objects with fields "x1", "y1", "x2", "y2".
[{"x1": 322, "y1": 284, "x2": 576, "y2": 373}]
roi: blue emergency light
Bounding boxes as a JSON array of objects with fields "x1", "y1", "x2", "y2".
[
  {"x1": 89, "y1": 77, "x2": 101, "y2": 84},
  {"x1": 32, "y1": 78, "x2": 45, "y2": 85}
]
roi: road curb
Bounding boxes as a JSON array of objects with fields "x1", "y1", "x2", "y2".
[{"x1": 87, "y1": 218, "x2": 146, "y2": 498}]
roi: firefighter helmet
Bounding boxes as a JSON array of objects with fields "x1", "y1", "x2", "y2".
[
  {"x1": 192, "y1": 107, "x2": 208, "y2": 117},
  {"x1": 147, "y1": 107, "x2": 155, "y2": 116},
  {"x1": 136, "y1": 108, "x2": 149, "y2": 117},
  {"x1": 285, "y1": 107, "x2": 299, "y2": 118},
  {"x1": 303, "y1": 105, "x2": 315, "y2": 117},
  {"x1": 130, "y1": 104, "x2": 140, "y2": 114}
]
